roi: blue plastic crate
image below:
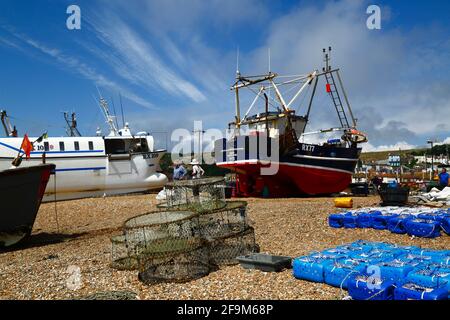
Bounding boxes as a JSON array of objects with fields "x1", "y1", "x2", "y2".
[
  {"x1": 342, "y1": 213, "x2": 360, "y2": 228},
  {"x1": 347, "y1": 273, "x2": 395, "y2": 300},
  {"x1": 372, "y1": 214, "x2": 398, "y2": 230},
  {"x1": 441, "y1": 217, "x2": 450, "y2": 235},
  {"x1": 329, "y1": 214, "x2": 345, "y2": 228},
  {"x1": 357, "y1": 211, "x2": 382, "y2": 228},
  {"x1": 292, "y1": 256, "x2": 330, "y2": 283},
  {"x1": 394, "y1": 283, "x2": 449, "y2": 300},
  {"x1": 373, "y1": 259, "x2": 416, "y2": 283},
  {"x1": 323, "y1": 259, "x2": 368, "y2": 289},
  {"x1": 410, "y1": 248, "x2": 449, "y2": 259},
  {"x1": 404, "y1": 219, "x2": 441, "y2": 238},
  {"x1": 405, "y1": 266, "x2": 450, "y2": 289},
  {"x1": 398, "y1": 253, "x2": 434, "y2": 269},
  {"x1": 387, "y1": 216, "x2": 409, "y2": 234}
]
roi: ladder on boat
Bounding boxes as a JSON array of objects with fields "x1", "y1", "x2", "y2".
[{"x1": 324, "y1": 71, "x2": 350, "y2": 129}]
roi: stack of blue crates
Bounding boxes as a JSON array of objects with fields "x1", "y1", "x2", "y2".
[
  {"x1": 292, "y1": 241, "x2": 450, "y2": 300},
  {"x1": 328, "y1": 207, "x2": 450, "y2": 239}
]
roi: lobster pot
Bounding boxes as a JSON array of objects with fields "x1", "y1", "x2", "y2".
[
  {"x1": 137, "y1": 237, "x2": 211, "y2": 284},
  {"x1": 347, "y1": 274, "x2": 395, "y2": 300},
  {"x1": 198, "y1": 201, "x2": 249, "y2": 240},
  {"x1": 323, "y1": 259, "x2": 368, "y2": 289},
  {"x1": 208, "y1": 227, "x2": 258, "y2": 266},
  {"x1": 404, "y1": 219, "x2": 441, "y2": 238},
  {"x1": 164, "y1": 177, "x2": 227, "y2": 213},
  {"x1": 405, "y1": 266, "x2": 450, "y2": 289},
  {"x1": 394, "y1": 283, "x2": 449, "y2": 300},
  {"x1": 110, "y1": 235, "x2": 139, "y2": 271},
  {"x1": 123, "y1": 211, "x2": 200, "y2": 253}
]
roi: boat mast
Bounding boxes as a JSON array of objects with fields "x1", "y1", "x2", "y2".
[
  {"x1": 63, "y1": 112, "x2": 81, "y2": 137},
  {"x1": 0, "y1": 110, "x2": 18, "y2": 137},
  {"x1": 98, "y1": 97, "x2": 118, "y2": 136}
]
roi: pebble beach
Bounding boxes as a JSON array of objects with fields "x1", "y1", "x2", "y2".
[{"x1": 1, "y1": 194, "x2": 449, "y2": 300}]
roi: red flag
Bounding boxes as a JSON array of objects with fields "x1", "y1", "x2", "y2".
[
  {"x1": 326, "y1": 83, "x2": 331, "y2": 93},
  {"x1": 20, "y1": 134, "x2": 33, "y2": 159}
]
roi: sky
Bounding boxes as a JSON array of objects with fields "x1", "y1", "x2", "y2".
[{"x1": 0, "y1": 0, "x2": 449, "y2": 151}]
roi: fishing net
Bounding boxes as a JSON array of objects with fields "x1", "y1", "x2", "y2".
[
  {"x1": 110, "y1": 235, "x2": 138, "y2": 271},
  {"x1": 163, "y1": 177, "x2": 227, "y2": 213},
  {"x1": 208, "y1": 227, "x2": 259, "y2": 266},
  {"x1": 137, "y1": 237, "x2": 212, "y2": 284}
]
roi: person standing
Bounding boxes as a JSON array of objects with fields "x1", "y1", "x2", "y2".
[
  {"x1": 190, "y1": 159, "x2": 205, "y2": 179},
  {"x1": 173, "y1": 161, "x2": 187, "y2": 181},
  {"x1": 438, "y1": 168, "x2": 449, "y2": 189}
]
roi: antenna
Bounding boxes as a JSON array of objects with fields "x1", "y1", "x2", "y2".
[
  {"x1": 110, "y1": 96, "x2": 120, "y2": 129},
  {"x1": 323, "y1": 47, "x2": 332, "y2": 72},
  {"x1": 268, "y1": 47, "x2": 271, "y2": 73},
  {"x1": 119, "y1": 93, "x2": 125, "y2": 128},
  {"x1": 236, "y1": 47, "x2": 240, "y2": 76}
]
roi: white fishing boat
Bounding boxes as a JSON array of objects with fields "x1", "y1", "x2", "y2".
[{"x1": 0, "y1": 98, "x2": 168, "y2": 202}]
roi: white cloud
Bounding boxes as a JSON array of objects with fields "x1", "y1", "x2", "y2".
[
  {"x1": 2, "y1": 29, "x2": 155, "y2": 110},
  {"x1": 362, "y1": 141, "x2": 417, "y2": 152}
]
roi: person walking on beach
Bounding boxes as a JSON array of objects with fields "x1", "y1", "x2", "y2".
[
  {"x1": 190, "y1": 159, "x2": 205, "y2": 179},
  {"x1": 438, "y1": 168, "x2": 449, "y2": 189},
  {"x1": 173, "y1": 161, "x2": 187, "y2": 181}
]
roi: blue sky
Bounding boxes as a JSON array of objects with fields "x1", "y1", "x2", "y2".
[{"x1": 0, "y1": 0, "x2": 449, "y2": 151}]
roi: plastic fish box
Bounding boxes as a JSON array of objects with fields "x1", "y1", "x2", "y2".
[
  {"x1": 441, "y1": 217, "x2": 450, "y2": 235},
  {"x1": 237, "y1": 253, "x2": 292, "y2": 272},
  {"x1": 374, "y1": 259, "x2": 416, "y2": 283},
  {"x1": 357, "y1": 211, "x2": 382, "y2": 228},
  {"x1": 371, "y1": 214, "x2": 398, "y2": 230},
  {"x1": 410, "y1": 248, "x2": 449, "y2": 259},
  {"x1": 387, "y1": 216, "x2": 409, "y2": 234},
  {"x1": 323, "y1": 259, "x2": 368, "y2": 289},
  {"x1": 404, "y1": 219, "x2": 442, "y2": 238},
  {"x1": 292, "y1": 256, "x2": 332, "y2": 283},
  {"x1": 405, "y1": 266, "x2": 450, "y2": 289},
  {"x1": 328, "y1": 213, "x2": 346, "y2": 228},
  {"x1": 398, "y1": 253, "x2": 434, "y2": 267},
  {"x1": 347, "y1": 274, "x2": 395, "y2": 300},
  {"x1": 394, "y1": 283, "x2": 449, "y2": 300},
  {"x1": 418, "y1": 212, "x2": 448, "y2": 222},
  {"x1": 342, "y1": 213, "x2": 360, "y2": 229}
]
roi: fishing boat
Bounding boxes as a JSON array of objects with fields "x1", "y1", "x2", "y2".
[
  {"x1": 215, "y1": 48, "x2": 368, "y2": 197},
  {"x1": 0, "y1": 163, "x2": 55, "y2": 248},
  {"x1": 0, "y1": 98, "x2": 168, "y2": 201}
]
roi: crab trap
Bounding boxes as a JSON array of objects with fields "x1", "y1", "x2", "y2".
[
  {"x1": 123, "y1": 210, "x2": 201, "y2": 251},
  {"x1": 197, "y1": 201, "x2": 249, "y2": 240},
  {"x1": 207, "y1": 227, "x2": 258, "y2": 266},
  {"x1": 162, "y1": 177, "x2": 227, "y2": 213},
  {"x1": 137, "y1": 237, "x2": 212, "y2": 284},
  {"x1": 110, "y1": 235, "x2": 139, "y2": 271}
]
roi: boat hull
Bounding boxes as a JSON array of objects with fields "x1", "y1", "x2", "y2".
[
  {"x1": 215, "y1": 137, "x2": 360, "y2": 197},
  {"x1": 0, "y1": 164, "x2": 55, "y2": 247}
]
